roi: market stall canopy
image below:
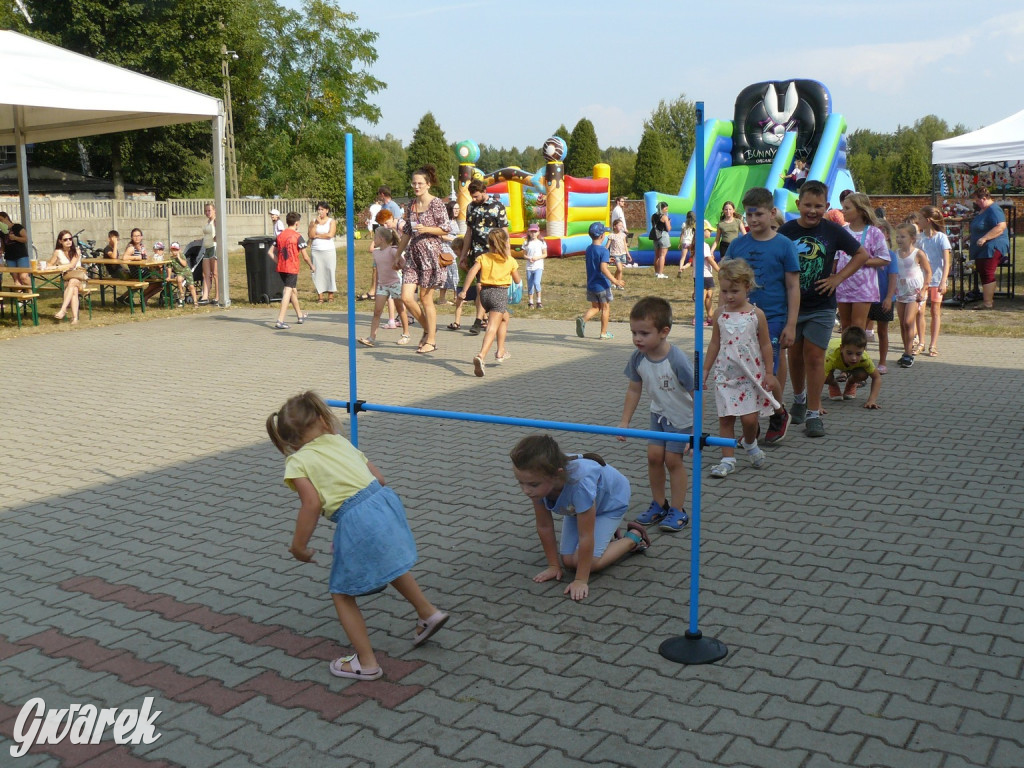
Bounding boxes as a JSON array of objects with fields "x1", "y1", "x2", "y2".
[
  {"x1": 932, "y1": 109, "x2": 1024, "y2": 165},
  {"x1": 0, "y1": 29, "x2": 221, "y2": 144}
]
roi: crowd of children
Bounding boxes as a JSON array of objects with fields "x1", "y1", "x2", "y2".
[{"x1": 261, "y1": 181, "x2": 970, "y2": 688}]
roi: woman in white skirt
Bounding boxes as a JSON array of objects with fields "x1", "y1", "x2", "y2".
[{"x1": 308, "y1": 202, "x2": 338, "y2": 302}]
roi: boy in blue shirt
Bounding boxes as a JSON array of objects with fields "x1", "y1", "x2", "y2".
[
  {"x1": 722, "y1": 187, "x2": 800, "y2": 444},
  {"x1": 618, "y1": 297, "x2": 695, "y2": 532},
  {"x1": 576, "y1": 223, "x2": 624, "y2": 339}
]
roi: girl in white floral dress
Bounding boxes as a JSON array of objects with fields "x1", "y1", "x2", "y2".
[{"x1": 702, "y1": 258, "x2": 780, "y2": 478}]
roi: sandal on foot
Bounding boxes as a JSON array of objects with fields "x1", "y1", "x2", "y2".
[
  {"x1": 358, "y1": 337, "x2": 375, "y2": 347},
  {"x1": 329, "y1": 654, "x2": 382, "y2": 680},
  {"x1": 625, "y1": 522, "x2": 651, "y2": 553},
  {"x1": 473, "y1": 355, "x2": 485, "y2": 377},
  {"x1": 416, "y1": 342, "x2": 437, "y2": 354},
  {"x1": 928, "y1": 347, "x2": 938, "y2": 357},
  {"x1": 413, "y1": 611, "x2": 450, "y2": 647},
  {"x1": 396, "y1": 334, "x2": 410, "y2": 345},
  {"x1": 447, "y1": 322, "x2": 461, "y2": 330},
  {"x1": 297, "y1": 313, "x2": 308, "y2": 324}
]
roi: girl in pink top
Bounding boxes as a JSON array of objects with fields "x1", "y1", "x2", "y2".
[{"x1": 835, "y1": 193, "x2": 890, "y2": 332}]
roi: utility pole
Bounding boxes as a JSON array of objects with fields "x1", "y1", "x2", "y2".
[{"x1": 221, "y1": 45, "x2": 239, "y2": 199}]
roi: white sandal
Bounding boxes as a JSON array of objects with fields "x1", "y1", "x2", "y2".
[
  {"x1": 413, "y1": 611, "x2": 450, "y2": 647},
  {"x1": 329, "y1": 654, "x2": 382, "y2": 680}
]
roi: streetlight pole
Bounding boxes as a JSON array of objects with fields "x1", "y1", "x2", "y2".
[{"x1": 220, "y1": 45, "x2": 239, "y2": 199}]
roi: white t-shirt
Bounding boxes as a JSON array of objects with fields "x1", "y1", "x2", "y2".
[
  {"x1": 611, "y1": 205, "x2": 626, "y2": 230},
  {"x1": 623, "y1": 345, "x2": 695, "y2": 429},
  {"x1": 367, "y1": 203, "x2": 382, "y2": 231},
  {"x1": 525, "y1": 239, "x2": 545, "y2": 271}
]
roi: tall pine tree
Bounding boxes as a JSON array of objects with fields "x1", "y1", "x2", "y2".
[
  {"x1": 633, "y1": 127, "x2": 670, "y2": 196},
  {"x1": 406, "y1": 112, "x2": 455, "y2": 198},
  {"x1": 565, "y1": 118, "x2": 600, "y2": 178}
]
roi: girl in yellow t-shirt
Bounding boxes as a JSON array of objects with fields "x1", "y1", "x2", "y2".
[
  {"x1": 458, "y1": 229, "x2": 521, "y2": 378},
  {"x1": 267, "y1": 391, "x2": 449, "y2": 681}
]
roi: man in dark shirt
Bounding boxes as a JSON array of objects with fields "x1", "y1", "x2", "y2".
[{"x1": 456, "y1": 179, "x2": 509, "y2": 334}]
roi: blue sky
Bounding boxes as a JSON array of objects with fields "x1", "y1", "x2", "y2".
[{"x1": 283, "y1": 0, "x2": 1024, "y2": 150}]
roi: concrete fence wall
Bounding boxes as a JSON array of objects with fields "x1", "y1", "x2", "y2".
[{"x1": 0, "y1": 198, "x2": 319, "y2": 256}]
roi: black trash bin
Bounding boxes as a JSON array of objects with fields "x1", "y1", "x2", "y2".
[{"x1": 239, "y1": 236, "x2": 284, "y2": 304}]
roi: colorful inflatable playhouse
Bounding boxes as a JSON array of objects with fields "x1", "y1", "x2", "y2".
[
  {"x1": 635, "y1": 79, "x2": 856, "y2": 266},
  {"x1": 454, "y1": 136, "x2": 611, "y2": 257}
]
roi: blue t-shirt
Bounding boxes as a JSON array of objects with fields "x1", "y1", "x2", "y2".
[
  {"x1": 585, "y1": 243, "x2": 611, "y2": 292},
  {"x1": 969, "y1": 204, "x2": 1009, "y2": 261},
  {"x1": 778, "y1": 218, "x2": 863, "y2": 312},
  {"x1": 723, "y1": 233, "x2": 800, "y2": 324},
  {"x1": 543, "y1": 457, "x2": 630, "y2": 518},
  {"x1": 876, "y1": 249, "x2": 899, "y2": 299}
]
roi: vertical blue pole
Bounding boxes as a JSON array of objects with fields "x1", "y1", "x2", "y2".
[
  {"x1": 345, "y1": 133, "x2": 358, "y2": 447},
  {"x1": 689, "y1": 104, "x2": 705, "y2": 635}
]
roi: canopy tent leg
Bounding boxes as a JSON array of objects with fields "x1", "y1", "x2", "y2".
[{"x1": 212, "y1": 109, "x2": 230, "y2": 307}]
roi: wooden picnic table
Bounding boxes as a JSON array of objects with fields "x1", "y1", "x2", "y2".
[
  {"x1": 0, "y1": 265, "x2": 66, "y2": 324},
  {"x1": 83, "y1": 258, "x2": 173, "y2": 311}
]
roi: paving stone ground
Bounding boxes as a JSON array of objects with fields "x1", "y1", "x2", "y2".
[{"x1": 1, "y1": 305, "x2": 1022, "y2": 767}]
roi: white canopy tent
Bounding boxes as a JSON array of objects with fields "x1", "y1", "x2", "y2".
[
  {"x1": 932, "y1": 109, "x2": 1024, "y2": 165},
  {"x1": 0, "y1": 30, "x2": 231, "y2": 305}
]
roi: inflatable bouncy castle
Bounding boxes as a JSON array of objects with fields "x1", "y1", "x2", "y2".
[
  {"x1": 454, "y1": 136, "x2": 611, "y2": 257},
  {"x1": 635, "y1": 79, "x2": 856, "y2": 265}
]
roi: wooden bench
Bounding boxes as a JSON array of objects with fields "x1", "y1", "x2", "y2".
[
  {"x1": 0, "y1": 290, "x2": 40, "y2": 327},
  {"x1": 90, "y1": 279, "x2": 147, "y2": 314}
]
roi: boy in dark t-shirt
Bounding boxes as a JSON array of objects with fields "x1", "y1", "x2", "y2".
[{"x1": 777, "y1": 181, "x2": 869, "y2": 438}]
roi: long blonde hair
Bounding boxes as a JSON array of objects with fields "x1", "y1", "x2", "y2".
[
  {"x1": 843, "y1": 193, "x2": 880, "y2": 229},
  {"x1": 487, "y1": 229, "x2": 510, "y2": 261},
  {"x1": 266, "y1": 391, "x2": 339, "y2": 455}
]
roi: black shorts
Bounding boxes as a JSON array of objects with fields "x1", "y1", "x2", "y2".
[
  {"x1": 480, "y1": 285, "x2": 508, "y2": 314},
  {"x1": 867, "y1": 302, "x2": 893, "y2": 322},
  {"x1": 280, "y1": 272, "x2": 298, "y2": 289}
]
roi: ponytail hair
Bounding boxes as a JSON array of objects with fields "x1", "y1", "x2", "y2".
[
  {"x1": 266, "y1": 391, "x2": 338, "y2": 455},
  {"x1": 510, "y1": 434, "x2": 571, "y2": 477}
]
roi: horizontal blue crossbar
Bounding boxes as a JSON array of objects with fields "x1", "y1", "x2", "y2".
[{"x1": 325, "y1": 399, "x2": 737, "y2": 448}]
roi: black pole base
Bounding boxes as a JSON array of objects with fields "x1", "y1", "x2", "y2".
[{"x1": 659, "y1": 630, "x2": 728, "y2": 665}]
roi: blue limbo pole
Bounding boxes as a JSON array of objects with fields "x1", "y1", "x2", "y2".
[
  {"x1": 658, "y1": 101, "x2": 727, "y2": 666},
  {"x1": 326, "y1": 399, "x2": 737, "y2": 448},
  {"x1": 345, "y1": 133, "x2": 359, "y2": 447}
]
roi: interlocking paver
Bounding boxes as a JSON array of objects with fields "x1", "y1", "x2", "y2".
[{"x1": 2, "y1": 308, "x2": 1022, "y2": 767}]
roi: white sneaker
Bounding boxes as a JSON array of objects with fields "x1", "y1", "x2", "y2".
[
  {"x1": 710, "y1": 461, "x2": 736, "y2": 478},
  {"x1": 655, "y1": 273, "x2": 669, "y2": 279},
  {"x1": 747, "y1": 447, "x2": 767, "y2": 469}
]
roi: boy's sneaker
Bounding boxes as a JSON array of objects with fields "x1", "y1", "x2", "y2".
[
  {"x1": 599, "y1": 332, "x2": 614, "y2": 339},
  {"x1": 274, "y1": 321, "x2": 290, "y2": 329},
  {"x1": 635, "y1": 499, "x2": 668, "y2": 526},
  {"x1": 765, "y1": 407, "x2": 790, "y2": 445},
  {"x1": 805, "y1": 416, "x2": 825, "y2": 438},
  {"x1": 747, "y1": 446, "x2": 767, "y2": 469},
  {"x1": 790, "y1": 401, "x2": 808, "y2": 424},
  {"x1": 843, "y1": 380, "x2": 858, "y2": 399},
  {"x1": 828, "y1": 382, "x2": 844, "y2": 401},
  {"x1": 902, "y1": 354, "x2": 915, "y2": 368},
  {"x1": 575, "y1": 316, "x2": 586, "y2": 338},
  {"x1": 709, "y1": 461, "x2": 736, "y2": 478},
  {"x1": 658, "y1": 507, "x2": 689, "y2": 532}
]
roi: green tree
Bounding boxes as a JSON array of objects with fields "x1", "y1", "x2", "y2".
[
  {"x1": 890, "y1": 131, "x2": 931, "y2": 194},
  {"x1": 405, "y1": 112, "x2": 455, "y2": 197},
  {"x1": 633, "y1": 127, "x2": 671, "y2": 196},
  {"x1": 644, "y1": 94, "x2": 697, "y2": 191},
  {"x1": 602, "y1": 147, "x2": 637, "y2": 200},
  {"x1": 16, "y1": 0, "x2": 277, "y2": 196},
  {"x1": 565, "y1": 118, "x2": 600, "y2": 178},
  {"x1": 551, "y1": 125, "x2": 570, "y2": 142}
]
